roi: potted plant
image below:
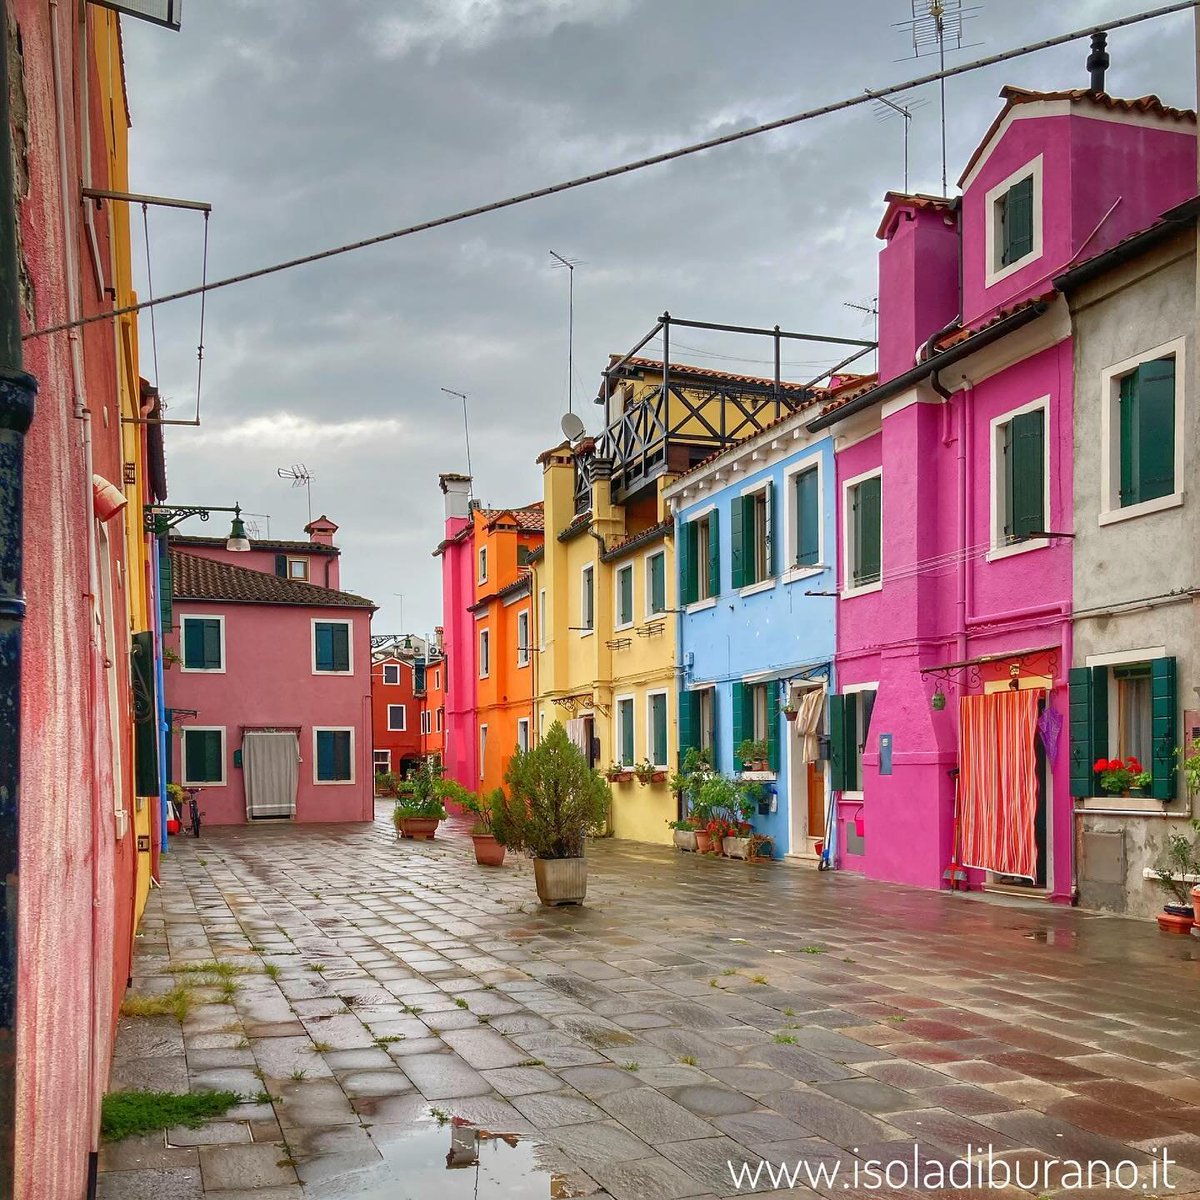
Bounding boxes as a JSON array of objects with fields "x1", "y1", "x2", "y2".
[
  {"x1": 737, "y1": 738, "x2": 770, "y2": 773},
  {"x1": 392, "y1": 758, "x2": 449, "y2": 840},
  {"x1": 633, "y1": 759, "x2": 657, "y2": 786},
  {"x1": 459, "y1": 787, "x2": 509, "y2": 866},
  {"x1": 780, "y1": 699, "x2": 799, "y2": 724},
  {"x1": 166, "y1": 782, "x2": 186, "y2": 834},
  {"x1": 1151, "y1": 820, "x2": 1200, "y2": 933},
  {"x1": 605, "y1": 762, "x2": 634, "y2": 784},
  {"x1": 696, "y1": 774, "x2": 739, "y2": 854},
  {"x1": 666, "y1": 816, "x2": 699, "y2": 852},
  {"x1": 719, "y1": 794, "x2": 756, "y2": 859},
  {"x1": 494, "y1": 722, "x2": 610, "y2": 906},
  {"x1": 1093, "y1": 757, "x2": 1141, "y2": 797}
]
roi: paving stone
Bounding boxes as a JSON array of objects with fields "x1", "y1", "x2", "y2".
[
  {"x1": 108, "y1": 1053, "x2": 190, "y2": 1093},
  {"x1": 511, "y1": 1087, "x2": 607, "y2": 1126},
  {"x1": 663, "y1": 1084, "x2": 759, "y2": 1118},
  {"x1": 815, "y1": 1077, "x2": 926, "y2": 1114},
  {"x1": 480, "y1": 1065, "x2": 563, "y2": 1096},
  {"x1": 442, "y1": 1026, "x2": 529, "y2": 1069},
  {"x1": 546, "y1": 1118, "x2": 656, "y2": 1168},
  {"x1": 99, "y1": 1135, "x2": 199, "y2": 1172},
  {"x1": 598, "y1": 1085, "x2": 717, "y2": 1144},
  {"x1": 96, "y1": 1167, "x2": 205, "y2": 1199},
  {"x1": 165, "y1": 1122, "x2": 252, "y2": 1147},
  {"x1": 399, "y1": 1051, "x2": 494, "y2": 1099},
  {"x1": 587, "y1": 1151, "x2": 715, "y2": 1199},
  {"x1": 659, "y1": 1134, "x2": 778, "y2": 1194},
  {"x1": 711, "y1": 1108, "x2": 812, "y2": 1151},
  {"x1": 198, "y1": 1143, "x2": 298, "y2": 1190}
]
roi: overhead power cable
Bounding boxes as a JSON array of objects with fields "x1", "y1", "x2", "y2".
[{"x1": 22, "y1": 0, "x2": 1197, "y2": 342}]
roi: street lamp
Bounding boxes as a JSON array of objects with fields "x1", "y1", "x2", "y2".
[{"x1": 144, "y1": 502, "x2": 253, "y2": 551}]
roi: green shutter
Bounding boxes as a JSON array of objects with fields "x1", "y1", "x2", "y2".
[
  {"x1": 764, "y1": 481, "x2": 776, "y2": 578},
  {"x1": 202, "y1": 620, "x2": 222, "y2": 669},
  {"x1": 185, "y1": 729, "x2": 221, "y2": 784},
  {"x1": 333, "y1": 624, "x2": 349, "y2": 672},
  {"x1": 316, "y1": 730, "x2": 334, "y2": 780},
  {"x1": 206, "y1": 732, "x2": 222, "y2": 781},
  {"x1": 621, "y1": 701, "x2": 635, "y2": 765},
  {"x1": 650, "y1": 553, "x2": 665, "y2": 614},
  {"x1": 853, "y1": 477, "x2": 881, "y2": 586},
  {"x1": 1119, "y1": 373, "x2": 1136, "y2": 507},
  {"x1": 414, "y1": 663, "x2": 426, "y2": 693},
  {"x1": 158, "y1": 548, "x2": 173, "y2": 631},
  {"x1": 678, "y1": 690, "x2": 700, "y2": 764},
  {"x1": 275, "y1": 553, "x2": 288, "y2": 577},
  {"x1": 829, "y1": 694, "x2": 847, "y2": 791},
  {"x1": 1136, "y1": 358, "x2": 1175, "y2": 504},
  {"x1": 1069, "y1": 665, "x2": 1108, "y2": 797},
  {"x1": 183, "y1": 619, "x2": 204, "y2": 669},
  {"x1": 1006, "y1": 408, "x2": 1045, "y2": 541},
  {"x1": 1150, "y1": 656, "x2": 1178, "y2": 801},
  {"x1": 707, "y1": 511, "x2": 720, "y2": 598},
  {"x1": 796, "y1": 467, "x2": 819, "y2": 567},
  {"x1": 653, "y1": 695, "x2": 668, "y2": 766},
  {"x1": 731, "y1": 682, "x2": 748, "y2": 759},
  {"x1": 766, "y1": 688, "x2": 780, "y2": 773},
  {"x1": 678, "y1": 521, "x2": 696, "y2": 605},
  {"x1": 619, "y1": 566, "x2": 633, "y2": 624},
  {"x1": 334, "y1": 732, "x2": 351, "y2": 780},
  {"x1": 1002, "y1": 175, "x2": 1034, "y2": 265},
  {"x1": 730, "y1": 495, "x2": 746, "y2": 589},
  {"x1": 131, "y1": 631, "x2": 159, "y2": 796}
]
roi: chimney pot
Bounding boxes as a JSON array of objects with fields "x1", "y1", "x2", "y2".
[{"x1": 1086, "y1": 31, "x2": 1109, "y2": 94}]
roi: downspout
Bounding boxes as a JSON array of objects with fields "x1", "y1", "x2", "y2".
[{"x1": 0, "y1": 6, "x2": 40, "y2": 1194}]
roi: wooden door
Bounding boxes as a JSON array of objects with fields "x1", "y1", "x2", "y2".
[{"x1": 806, "y1": 762, "x2": 825, "y2": 839}]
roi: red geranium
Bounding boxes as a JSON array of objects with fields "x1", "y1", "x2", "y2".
[{"x1": 1093, "y1": 758, "x2": 1114, "y2": 773}]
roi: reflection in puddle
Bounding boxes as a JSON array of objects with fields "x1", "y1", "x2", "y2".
[{"x1": 309, "y1": 1117, "x2": 585, "y2": 1199}]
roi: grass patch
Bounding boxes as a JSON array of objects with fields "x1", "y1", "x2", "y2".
[
  {"x1": 800, "y1": 945, "x2": 825, "y2": 955},
  {"x1": 517, "y1": 1058, "x2": 544, "y2": 1067},
  {"x1": 679, "y1": 1055, "x2": 697, "y2": 1066},
  {"x1": 621, "y1": 1061, "x2": 640, "y2": 1072},
  {"x1": 263, "y1": 963, "x2": 281, "y2": 981},
  {"x1": 308, "y1": 963, "x2": 327, "y2": 974},
  {"x1": 751, "y1": 974, "x2": 768, "y2": 985},
  {"x1": 773, "y1": 1034, "x2": 797, "y2": 1044},
  {"x1": 781, "y1": 1007, "x2": 796, "y2": 1017},
  {"x1": 100, "y1": 1090, "x2": 240, "y2": 1142},
  {"x1": 375, "y1": 1035, "x2": 405, "y2": 1046},
  {"x1": 430, "y1": 1106, "x2": 450, "y2": 1125},
  {"x1": 172, "y1": 960, "x2": 256, "y2": 980},
  {"x1": 311, "y1": 1041, "x2": 332, "y2": 1054},
  {"x1": 120, "y1": 985, "x2": 195, "y2": 1023},
  {"x1": 720, "y1": 968, "x2": 737, "y2": 977},
  {"x1": 453, "y1": 997, "x2": 469, "y2": 1009}
]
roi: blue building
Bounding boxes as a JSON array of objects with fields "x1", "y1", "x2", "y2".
[{"x1": 664, "y1": 406, "x2": 842, "y2": 859}]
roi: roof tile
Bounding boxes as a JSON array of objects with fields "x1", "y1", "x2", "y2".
[{"x1": 170, "y1": 551, "x2": 375, "y2": 609}]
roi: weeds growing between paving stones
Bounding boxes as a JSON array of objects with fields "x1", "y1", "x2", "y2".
[
  {"x1": 308, "y1": 962, "x2": 326, "y2": 974},
  {"x1": 100, "y1": 1090, "x2": 240, "y2": 1141},
  {"x1": 453, "y1": 997, "x2": 469, "y2": 1009},
  {"x1": 781, "y1": 1007, "x2": 795, "y2": 1017},
  {"x1": 774, "y1": 1034, "x2": 797, "y2": 1044},
  {"x1": 218, "y1": 980, "x2": 240, "y2": 1004},
  {"x1": 751, "y1": 974, "x2": 768, "y2": 985},
  {"x1": 312, "y1": 1041, "x2": 332, "y2": 1054},
  {"x1": 263, "y1": 963, "x2": 281, "y2": 980},
  {"x1": 290, "y1": 1068, "x2": 307, "y2": 1081},
  {"x1": 801, "y1": 945, "x2": 825, "y2": 954},
  {"x1": 375, "y1": 1035, "x2": 404, "y2": 1046},
  {"x1": 171, "y1": 960, "x2": 256, "y2": 980},
  {"x1": 679, "y1": 1055, "x2": 697, "y2": 1066},
  {"x1": 430, "y1": 1107, "x2": 450, "y2": 1125},
  {"x1": 120, "y1": 984, "x2": 194, "y2": 1023},
  {"x1": 720, "y1": 968, "x2": 737, "y2": 977},
  {"x1": 621, "y1": 1062, "x2": 639, "y2": 1072},
  {"x1": 517, "y1": 1059, "x2": 544, "y2": 1067}
]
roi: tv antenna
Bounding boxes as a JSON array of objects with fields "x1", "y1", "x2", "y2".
[
  {"x1": 896, "y1": 0, "x2": 982, "y2": 195},
  {"x1": 868, "y1": 91, "x2": 929, "y2": 193},
  {"x1": 844, "y1": 297, "x2": 879, "y2": 346},
  {"x1": 440, "y1": 388, "x2": 473, "y2": 491},
  {"x1": 549, "y1": 250, "x2": 583, "y2": 414},
  {"x1": 276, "y1": 464, "x2": 314, "y2": 521},
  {"x1": 240, "y1": 511, "x2": 272, "y2": 540}
]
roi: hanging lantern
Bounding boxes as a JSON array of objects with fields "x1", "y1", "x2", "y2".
[{"x1": 931, "y1": 689, "x2": 947, "y2": 711}]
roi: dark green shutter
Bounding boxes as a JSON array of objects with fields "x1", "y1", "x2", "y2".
[
  {"x1": 652, "y1": 695, "x2": 668, "y2": 766},
  {"x1": 621, "y1": 702, "x2": 634, "y2": 765},
  {"x1": 1150, "y1": 656, "x2": 1178, "y2": 801},
  {"x1": 678, "y1": 690, "x2": 700, "y2": 764},
  {"x1": 131, "y1": 631, "x2": 159, "y2": 796},
  {"x1": 1069, "y1": 666, "x2": 1108, "y2": 797},
  {"x1": 766, "y1": 689, "x2": 780, "y2": 773},
  {"x1": 1119, "y1": 373, "x2": 1136, "y2": 507},
  {"x1": 316, "y1": 730, "x2": 334, "y2": 780},
  {"x1": 275, "y1": 553, "x2": 288, "y2": 577},
  {"x1": 333, "y1": 624, "x2": 349, "y2": 672},
  {"x1": 678, "y1": 521, "x2": 696, "y2": 605},
  {"x1": 707, "y1": 511, "x2": 720, "y2": 598},
  {"x1": 334, "y1": 732, "x2": 351, "y2": 780},
  {"x1": 414, "y1": 663, "x2": 426, "y2": 693},
  {"x1": 158, "y1": 549, "x2": 173, "y2": 630},
  {"x1": 1002, "y1": 175, "x2": 1033, "y2": 265},
  {"x1": 183, "y1": 619, "x2": 204, "y2": 669},
  {"x1": 202, "y1": 620, "x2": 222, "y2": 669},
  {"x1": 1006, "y1": 408, "x2": 1045, "y2": 541},
  {"x1": 844, "y1": 693, "x2": 861, "y2": 790},
  {"x1": 1137, "y1": 358, "x2": 1175, "y2": 503},
  {"x1": 730, "y1": 495, "x2": 746, "y2": 589},
  {"x1": 763, "y1": 481, "x2": 776, "y2": 578},
  {"x1": 853, "y1": 477, "x2": 881, "y2": 586},
  {"x1": 796, "y1": 467, "x2": 819, "y2": 567},
  {"x1": 731, "y1": 682, "x2": 748, "y2": 759},
  {"x1": 650, "y1": 553, "x2": 665, "y2": 613},
  {"x1": 315, "y1": 623, "x2": 332, "y2": 671},
  {"x1": 185, "y1": 729, "x2": 221, "y2": 784},
  {"x1": 619, "y1": 566, "x2": 633, "y2": 624},
  {"x1": 829, "y1": 694, "x2": 847, "y2": 791},
  {"x1": 206, "y1": 732, "x2": 222, "y2": 781}
]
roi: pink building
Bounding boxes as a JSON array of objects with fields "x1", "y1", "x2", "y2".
[
  {"x1": 808, "y1": 84, "x2": 1196, "y2": 900},
  {"x1": 164, "y1": 517, "x2": 377, "y2": 824}
]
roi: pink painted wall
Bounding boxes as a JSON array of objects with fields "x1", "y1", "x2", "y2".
[
  {"x1": 164, "y1": 599, "x2": 374, "y2": 824},
  {"x1": 438, "y1": 517, "x2": 477, "y2": 791}
]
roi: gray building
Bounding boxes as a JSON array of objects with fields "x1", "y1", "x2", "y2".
[{"x1": 1059, "y1": 200, "x2": 1199, "y2": 919}]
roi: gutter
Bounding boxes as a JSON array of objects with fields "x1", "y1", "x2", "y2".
[
  {"x1": 0, "y1": 10, "x2": 39, "y2": 1195},
  {"x1": 806, "y1": 301, "x2": 1048, "y2": 433}
]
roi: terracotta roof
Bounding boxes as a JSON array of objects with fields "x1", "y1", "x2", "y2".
[
  {"x1": 557, "y1": 513, "x2": 593, "y2": 543},
  {"x1": 959, "y1": 86, "x2": 1196, "y2": 186},
  {"x1": 933, "y1": 290, "x2": 1057, "y2": 352},
  {"x1": 614, "y1": 356, "x2": 816, "y2": 394},
  {"x1": 876, "y1": 191, "x2": 958, "y2": 240},
  {"x1": 601, "y1": 520, "x2": 672, "y2": 562},
  {"x1": 172, "y1": 534, "x2": 338, "y2": 556},
  {"x1": 170, "y1": 550, "x2": 375, "y2": 609},
  {"x1": 483, "y1": 502, "x2": 544, "y2": 533}
]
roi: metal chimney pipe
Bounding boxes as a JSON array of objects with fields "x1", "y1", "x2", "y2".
[{"x1": 1087, "y1": 31, "x2": 1110, "y2": 93}]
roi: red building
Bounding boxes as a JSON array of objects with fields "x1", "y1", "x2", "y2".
[{"x1": 371, "y1": 634, "x2": 447, "y2": 782}]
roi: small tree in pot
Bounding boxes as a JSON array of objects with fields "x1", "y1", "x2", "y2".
[
  {"x1": 459, "y1": 787, "x2": 510, "y2": 866},
  {"x1": 494, "y1": 722, "x2": 610, "y2": 905},
  {"x1": 392, "y1": 758, "x2": 449, "y2": 840},
  {"x1": 1151, "y1": 819, "x2": 1200, "y2": 933}
]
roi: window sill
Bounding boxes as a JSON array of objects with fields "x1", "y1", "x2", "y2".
[
  {"x1": 739, "y1": 579, "x2": 776, "y2": 599},
  {"x1": 578, "y1": 629, "x2": 595, "y2": 638},
  {"x1": 985, "y1": 248, "x2": 1040, "y2": 289},
  {"x1": 685, "y1": 598, "x2": 717, "y2": 614},
  {"x1": 614, "y1": 621, "x2": 634, "y2": 633},
  {"x1": 739, "y1": 770, "x2": 776, "y2": 782},
  {"x1": 841, "y1": 580, "x2": 882, "y2": 600},
  {"x1": 314, "y1": 779, "x2": 355, "y2": 786},
  {"x1": 516, "y1": 660, "x2": 531, "y2": 669},
  {"x1": 313, "y1": 669, "x2": 353, "y2": 676},
  {"x1": 1079, "y1": 796, "x2": 1172, "y2": 814},
  {"x1": 1099, "y1": 492, "x2": 1184, "y2": 526},
  {"x1": 181, "y1": 666, "x2": 226, "y2": 674},
  {"x1": 986, "y1": 537, "x2": 1050, "y2": 563},
  {"x1": 783, "y1": 564, "x2": 826, "y2": 585}
]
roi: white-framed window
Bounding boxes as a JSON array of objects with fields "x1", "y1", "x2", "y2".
[
  {"x1": 516, "y1": 609, "x2": 531, "y2": 667},
  {"x1": 580, "y1": 563, "x2": 595, "y2": 634},
  {"x1": 646, "y1": 691, "x2": 668, "y2": 769},
  {"x1": 734, "y1": 480, "x2": 774, "y2": 589},
  {"x1": 373, "y1": 749, "x2": 391, "y2": 776},
  {"x1": 842, "y1": 468, "x2": 883, "y2": 597},
  {"x1": 985, "y1": 154, "x2": 1043, "y2": 287},
  {"x1": 477, "y1": 545, "x2": 488, "y2": 583},
  {"x1": 614, "y1": 695, "x2": 635, "y2": 766},
  {"x1": 479, "y1": 628, "x2": 490, "y2": 678},
  {"x1": 538, "y1": 587, "x2": 547, "y2": 651},
  {"x1": 313, "y1": 727, "x2": 355, "y2": 784},
  {"x1": 479, "y1": 724, "x2": 488, "y2": 780},
  {"x1": 1100, "y1": 338, "x2": 1186, "y2": 526},
  {"x1": 436, "y1": 707, "x2": 444, "y2": 733},
  {"x1": 382, "y1": 662, "x2": 401, "y2": 685},
  {"x1": 313, "y1": 619, "x2": 353, "y2": 674},
  {"x1": 645, "y1": 549, "x2": 667, "y2": 617},
  {"x1": 615, "y1": 562, "x2": 634, "y2": 629},
  {"x1": 179, "y1": 613, "x2": 226, "y2": 673},
  {"x1": 698, "y1": 686, "x2": 716, "y2": 754},
  {"x1": 433, "y1": 668, "x2": 441, "y2": 690},
  {"x1": 783, "y1": 454, "x2": 824, "y2": 581},
  {"x1": 287, "y1": 557, "x2": 309, "y2": 581},
  {"x1": 988, "y1": 396, "x2": 1050, "y2": 561},
  {"x1": 181, "y1": 726, "x2": 226, "y2": 785},
  {"x1": 516, "y1": 717, "x2": 530, "y2": 753},
  {"x1": 420, "y1": 710, "x2": 431, "y2": 735},
  {"x1": 835, "y1": 681, "x2": 878, "y2": 797},
  {"x1": 680, "y1": 507, "x2": 718, "y2": 605},
  {"x1": 387, "y1": 704, "x2": 407, "y2": 732}
]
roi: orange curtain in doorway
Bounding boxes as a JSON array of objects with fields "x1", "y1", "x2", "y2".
[{"x1": 958, "y1": 689, "x2": 1040, "y2": 880}]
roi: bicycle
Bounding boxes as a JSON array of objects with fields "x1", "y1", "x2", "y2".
[{"x1": 183, "y1": 786, "x2": 203, "y2": 838}]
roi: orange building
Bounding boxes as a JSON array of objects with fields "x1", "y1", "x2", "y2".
[{"x1": 471, "y1": 505, "x2": 544, "y2": 793}]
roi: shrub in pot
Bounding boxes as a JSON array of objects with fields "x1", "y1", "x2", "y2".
[
  {"x1": 459, "y1": 787, "x2": 509, "y2": 866},
  {"x1": 1151, "y1": 820, "x2": 1200, "y2": 933},
  {"x1": 666, "y1": 816, "x2": 699, "y2": 852},
  {"x1": 494, "y1": 722, "x2": 610, "y2": 905},
  {"x1": 736, "y1": 738, "x2": 770, "y2": 773},
  {"x1": 392, "y1": 758, "x2": 449, "y2": 840}
]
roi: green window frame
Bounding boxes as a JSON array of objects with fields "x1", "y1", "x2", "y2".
[
  {"x1": 616, "y1": 563, "x2": 634, "y2": 627},
  {"x1": 1118, "y1": 356, "x2": 1176, "y2": 508},
  {"x1": 794, "y1": 465, "x2": 820, "y2": 568},
  {"x1": 182, "y1": 727, "x2": 224, "y2": 785},
  {"x1": 314, "y1": 620, "x2": 350, "y2": 673},
  {"x1": 315, "y1": 729, "x2": 353, "y2": 783},
  {"x1": 182, "y1": 615, "x2": 223, "y2": 671},
  {"x1": 1001, "y1": 405, "x2": 1046, "y2": 543},
  {"x1": 647, "y1": 550, "x2": 666, "y2": 616},
  {"x1": 648, "y1": 692, "x2": 668, "y2": 768},
  {"x1": 848, "y1": 474, "x2": 882, "y2": 589},
  {"x1": 999, "y1": 174, "x2": 1034, "y2": 267},
  {"x1": 616, "y1": 697, "x2": 635, "y2": 766}
]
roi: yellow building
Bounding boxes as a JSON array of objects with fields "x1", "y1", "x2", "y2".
[{"x1": 531, "y1": 351, "x2": 810, "y2": 844}]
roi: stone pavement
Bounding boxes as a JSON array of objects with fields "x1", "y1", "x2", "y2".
[{"x1": 99, "y1": 803, "x2": 1200, "y2": 1199}]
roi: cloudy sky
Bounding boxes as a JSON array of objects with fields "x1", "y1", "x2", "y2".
[{"x1": 122, "y1": 0, "x2": 1196, "y2": 635}]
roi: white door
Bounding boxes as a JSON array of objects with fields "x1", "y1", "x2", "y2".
[{"x1": 243, "y1": 731, "x2": 300, "y2": 820}]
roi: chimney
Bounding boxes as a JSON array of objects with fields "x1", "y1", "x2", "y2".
[
  {"x1": 439, "y1": 472, "x2": 472, "y2": 521},
  {"x1": 304, "y1": 514, "x2": 338, "y2": 547},
  {"x1": 1087, "y1": 32, "x2": 1109, "y2": 94}
]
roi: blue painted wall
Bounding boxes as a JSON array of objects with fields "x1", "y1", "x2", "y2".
[{"x1": 674, "y1": 436, "x2": 838, "y2": 857}]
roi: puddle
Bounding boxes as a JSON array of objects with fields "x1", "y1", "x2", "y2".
[{"x1": 308, "y1": 1118, "x2": 585, "y2": 1199}]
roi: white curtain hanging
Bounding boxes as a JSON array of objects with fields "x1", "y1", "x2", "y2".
[{"x1": 792, "y1": 686, "x2": 825, "y2": 765}]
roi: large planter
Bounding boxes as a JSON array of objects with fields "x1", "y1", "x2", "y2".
[
  {"x1": 533, "y1": 857, "x2": 587, "y2": 906},
  {"x1": 694, "y1": 830, "x2": 714, "y2": 854},
  {"x1": 1157, "y1": 908, "x2": 1195, "y2": 934},
  {"x1": 723, "y1": 835, "x2": 751, "y2": 860},
  {"x1": 1193, "y1": 886, "x2": 1200, "y2": 928},
  {"x1": 472, "y1": 833, "x2": 506, "y2": 866},
  {"x1": 397, "y1": 816, "x2": 441, "y2": 841},
  {"x1": 673, "y1": 829, "x2": 698, "y2": 852}
]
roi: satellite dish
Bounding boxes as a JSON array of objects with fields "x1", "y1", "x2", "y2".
[{"x1": 561, "y1": 411, "x2": 586, "y2": 442}]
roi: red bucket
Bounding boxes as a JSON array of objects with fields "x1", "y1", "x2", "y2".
[
  {"x1": 166, "y1": 818, "x2": 181, "y2": 835},
  {"x1": 854, "y1": 815, "x2": 865, "y2": 838},
  {"x1": 813, "y1": 839, "x2": 824, "y2": 857}
]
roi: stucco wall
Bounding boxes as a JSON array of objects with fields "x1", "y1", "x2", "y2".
[{"x1": 439, "y1": 517, "x2": 476, "y2": 790}]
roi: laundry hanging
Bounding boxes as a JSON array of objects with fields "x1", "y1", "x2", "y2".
[
  {"x1": 792, "y1": 686, "x2": 825, "y2": 764},
  {"x1": 565, "y1": 717, "x2": 588, "y2": 757},
  {"x1": 957, "y1": 689, "x2": 1041, "y2": 880}
]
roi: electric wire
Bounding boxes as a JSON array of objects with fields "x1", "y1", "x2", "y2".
[
  {"x1": 140, "y1": 203, "x2": 159, "y2": 388},
  {"x1": 21, "y1": 0, "x2": 1197, "y2": 343}
]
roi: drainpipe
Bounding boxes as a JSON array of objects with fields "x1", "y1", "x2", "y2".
[{"x1": 0, "y1": 4, "x2": 40, "y2": 1191}]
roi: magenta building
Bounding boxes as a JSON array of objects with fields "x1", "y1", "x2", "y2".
[
  {"x1": 807, "y1": 84, "x2": 1196, "y2": 900},
  {"x1": 164, "y1": 517, "x2": 377, "y2": 824}
]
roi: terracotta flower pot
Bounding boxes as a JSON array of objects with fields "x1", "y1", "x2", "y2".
[
  {"x1": 471, "y1": 833, "x2": 505, "y2": 866},
  {"x1": 673, "y1": 829, "x2": 698, "y2": 852},
  {"x1": 1156, "y1": 910, "x2": 1195, "y2": 934},
  {"x1": 398, "y1": 816, "x2": 440, "y2": 840},
  {"x1": 783, "y1": 710, "x2": 798, "y2": 723},
  {"x1": 533, "y1": 857, "x2": 587, "y2": 906},
  {"x1": 694, "y1": 830, "x2": 713, "y2": 854},
  {"x1": 1192, "y1": 886, "x2": 1200, "y2": 928}
]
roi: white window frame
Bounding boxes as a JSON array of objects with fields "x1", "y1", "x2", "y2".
[
  {"x1": 516, "y1": 717, "x2": 530, "y2": 753},
  {"x1": 614, "y1": 562, "x2": 635, "y2": 630},
  {"x1": 312, "y1": 726, "x2": 355, "y2": 785},
  {"x1": 387, "y1": 704, "x2": 407, "y2": 732},
  {"x1": 181, "y1": 725, "x2": 226, "y2": 786},
  {"x1": 479, "y1": 724, "x2": 488, "y2": 780},
  {"x1": 645, "y1": 689, "x2": 669, "y2": 769},
  {"x1": 178, "y1": 613, "x2": 226, "y2": 674},
  {"x1": 436, "y1": 707, "x2": 444, "y2": 733},
  {"x1": 311, "y1": 618, "x2": 354, "y2": 676},
  {"x1": 373, "y1": 749, "x2": 392, "y2": 775},
  {"x1": 614, "y1": 693, "x2": 636, "y2": 766},
  {"x1": 739, "y1": 479, "x2": 774, "y2": 590},
  {"x1": 579, "y1": 562, "x2": 595, "y2": 636},
  {"x1": 382, "y1": 662, "x2": 401, "y2": 685},
  {"x1": 782, "y1": 453, "x2": 826, "y2": 585},
  {"x1": 287, "y1": 556, "x2": 309, "y2": 581},
  {"x1": 987, "y1": 395, "x2": 1051, "y2": 562},
  {"x1": 644, "y1": 548, "x2": 668, "y2": 618},
  {"x1": 538, "y1": 588, "x2": 547, "y2": 651},
  {"x1": 1099, "y1": 337, "x2": 1186, "y2": 527},
  {"x1": 984, "y1": 154, "x2": 1043, "y2": 288},
  {"x1": 477, "y1": 545, "x2": 488, "y2": 583},
  {"x1": 840, "y1": 680, "x2": 879, "y2": 801},
  {"x1": 841, "y1": 467, "x2": 883, "y2": 599},
  {"x1": 478, "y1": 627, "x2": 490, "y2": 678},
  {"x1": 516, "y1": 608, "x2": 531, "y2": 667}
]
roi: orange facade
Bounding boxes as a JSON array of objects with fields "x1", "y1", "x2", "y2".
[{"x1": 471, "y1": 506, "x2": 543, "y2": 794}]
